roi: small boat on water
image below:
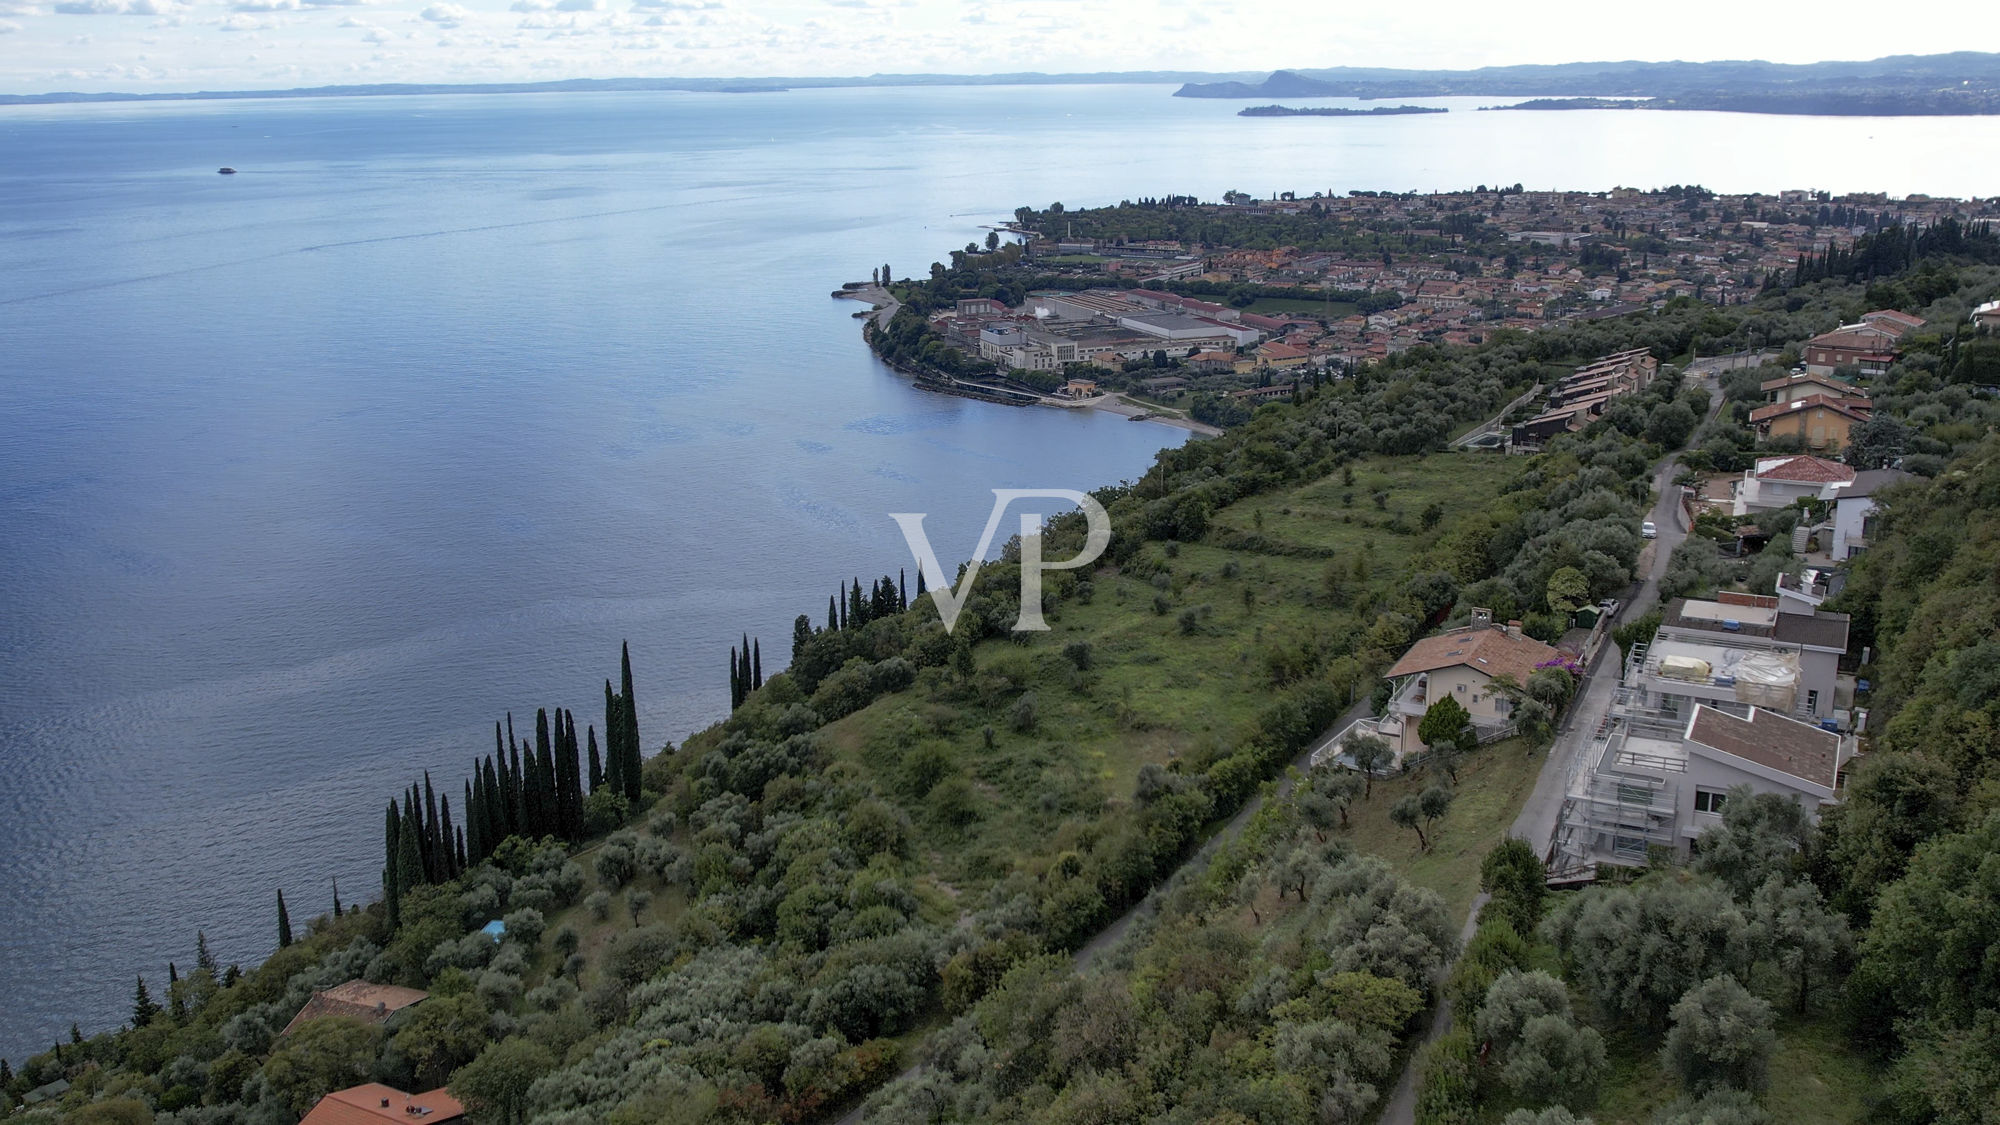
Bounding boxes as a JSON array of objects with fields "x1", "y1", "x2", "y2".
[{"x1": 217, "y1": 167, "x2": 237, "y2": 175}]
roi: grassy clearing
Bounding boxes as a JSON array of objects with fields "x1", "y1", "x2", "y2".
[
  {"x1": 1339, "y1": 736, "x2": 1545, "y2": 920},
  {"x1": 1577, "y1": 1012, "x2": 1876, "y2": 1124},
  {"x1": 1245, "y1": 295, "x2": 1362, "y2": 318}
]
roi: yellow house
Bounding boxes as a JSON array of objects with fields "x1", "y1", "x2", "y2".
[
  {"x1": 1375, "y1": 619, "x2": 1560, "y2": 756},
  {"x1": 1748, "y1": 394, "x2": 1871, "y2": 453}
]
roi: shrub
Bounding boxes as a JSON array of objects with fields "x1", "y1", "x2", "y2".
[{"x1": 1660, "y1": 975, "x2": 1774, "y2": 1095}]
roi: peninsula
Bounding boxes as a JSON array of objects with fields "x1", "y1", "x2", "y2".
[
  {"x1": 1238, "y1": 103, "x2": 1446, "y2": 117},
  {"x1": 1173, "y1": 54, "x2": 2000, "y2": 114}
]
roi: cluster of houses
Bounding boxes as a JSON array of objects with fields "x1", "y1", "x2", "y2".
[
  {"x1": 1508, "y1": 349, "x2": 1660, "y2": 450},
  {"x1": 1018, "y1": 188, "x2": 1996, "y2": 355},
  {"x1": 933, "y1": 288, "x2": 1330, "y2": 381}
]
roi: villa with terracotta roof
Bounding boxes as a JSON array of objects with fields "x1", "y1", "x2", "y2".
[
  {"x1": 300, "y1": 1085, "x2": 462, "y2": 1125},
  {"x1": 1801, "y1": 314, "x2": 1917, "y2": 378},
  {"x1": 1749, "y1": 393, "x2": 1872, "y2": 453},
  {"x1": 1369, "y1": 615, "x2": 1562, "y2": 755},
  {"x1": 281, "y1": 981, "x2": 429, "y2": 1038}
]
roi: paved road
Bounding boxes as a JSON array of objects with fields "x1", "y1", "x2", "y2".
[{"x1": 1376, "y1": 374, "x2": 1721, "y2": 1124}]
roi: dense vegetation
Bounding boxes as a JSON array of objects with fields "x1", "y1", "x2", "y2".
[{"x1": 6, "y1": 209, "x2": 1999, "y2": 1125}]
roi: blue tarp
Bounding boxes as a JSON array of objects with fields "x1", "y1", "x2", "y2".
[{"x1": 480, "y1": 919, "x2": 506, "y2": 941}]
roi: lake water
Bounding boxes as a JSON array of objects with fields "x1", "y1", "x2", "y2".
[{"x1": 0, "y1": 83, "x2": 1992, "y2": 1058}]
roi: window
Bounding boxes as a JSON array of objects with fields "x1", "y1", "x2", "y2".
[
  {"x1": 1806, "y1": 689, "x2": 1820, "y2": 716},
  {"x1": 1695, "y1": 789, "x2": 1729, "y2": 814},
  {"x1": 1455, "y1": 683, "x2": 1465, "y2": 693}
]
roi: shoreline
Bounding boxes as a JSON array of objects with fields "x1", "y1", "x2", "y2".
[{"x1": 838, "y1": 285, "x2": 1220, "y2": 437}]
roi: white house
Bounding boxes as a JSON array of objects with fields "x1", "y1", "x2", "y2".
[
  {"x1": 1368, "y1": 613, "x2": 1561, "y2": 757},
  {"x1": 1554, "y1": 703, "x2": 1845, "y2": 869},
  {"x1": 1974, "y1": 300, "x2": 2000, "y2": 330},
  {"x1": 1829, "y1": 468, "x2": 1914, "y2": 559},
  {"x1": 1731, "y1": 455, "x2": 1857, "y2": 516},
  {"x1": 1625, "y1": 594, "x2": 1850, "y2": 726}
]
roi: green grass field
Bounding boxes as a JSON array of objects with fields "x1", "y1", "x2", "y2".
[
  {"x1": 1583, "y1": 1013, "x2": 1876, "y2": 1124},
  {"x1": 1244, "y1": 296, "x2": 1362, "y2": 318}
]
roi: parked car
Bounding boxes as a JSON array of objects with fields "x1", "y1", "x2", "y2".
[{"x1": 1641, "y1": 520, "x2": 1658, "y2": 539}]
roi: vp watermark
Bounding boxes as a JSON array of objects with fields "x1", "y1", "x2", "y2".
[{"x1": 891, "y1": 489, "x2": 1111, "y2": 634}]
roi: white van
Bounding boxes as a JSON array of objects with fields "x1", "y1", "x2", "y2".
[{"x1": 1641, "y1": 520, "x2": 1658, "y2": 539}]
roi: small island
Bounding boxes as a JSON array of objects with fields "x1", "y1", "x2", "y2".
[{"x1": 1238, "y1": 103, "x2": 1446, "y2": 117}]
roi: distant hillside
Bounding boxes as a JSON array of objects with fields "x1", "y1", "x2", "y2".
[{"x1": 1173, "y1": 54, "x2": 2000, "y2": 114}]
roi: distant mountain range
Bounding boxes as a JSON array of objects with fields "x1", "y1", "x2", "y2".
[
  {"x1": 1171, "y1": 54, "x2": 2000, "y2": 114},
  {"x1": 5, "y1": 53, "x2": 1998, "y2": 109}
]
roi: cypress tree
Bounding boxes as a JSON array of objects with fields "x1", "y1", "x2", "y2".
[
  {"x1": 439, "y1": 794, "x2": 457, "y2": 879},
  {"x1": 828, "y1": 595, "x2": 838, "y2": 632},
  {"x1": 455, "y1": 827, "x2": 467, "y2": 873},
  {"x1": 196, "y1": 930, "x2": 216, "y2": 975},
  {"x1": 465, "y1": 778, "x2": 482, "y2": 865},
  {"x1": 559, "y1": 710, "x2": 583, "y2": 840},
  {"x1": 384, "y1": 800, "x2": 403, "y2": 928},
  {"x1": 168, "y1": 962, "x2": 186, "y2": 1023},
  {"x1": 223, "y1": 965, "x2": 240, "y2": 987},
  {"x1": 331, "y1": 876, "x2": 342, "y2": 917},
  {"x1": 70, "y1": 1023, "x2": 82, "y2": 1045},
  {"x1": 752, "y1": 639, "x2": 763, "y2": 690},
  {"x1": 917, "y1": 567, "x2": 927, "y2": 597},
  {"x1": 423, "y1": 773, "x2": 442, "y2": 881},
  {"x1": 275, "y1": 890, "x2": 293, "y2": 949},
  {"x1": 482, "y1": 755, "x2": 503, "y2": 849},
  {"x1": 532, "y1": 708, "x2": 556, "y2": 832},
  {"x1": 729, "y1": 646, "x2": 741, "y2": 710},
  {"x1": 508, "y1": 736, "x2": 527, "y2": 834},
  {"x1": 620, "y1": 642, "x2": 642, "y2": 801},
  {"x1": 850, "y1": 579, "x2": 864, "y2": 626},
  {"x1": 395, "y1": 809, "x2": 426, "y2": 897},
  {"x1": 132, "y1": 975, "x2": 159, "y2": 1028},
  {"x1": 2, "y1": 1059, "x2": 13, "y2": 1088},
  {"x1": 603, "y1": 679, "x2": 624, "y2": 799},
  {"x1": 900, "y1": 568, "x2": 908, "y2": 610},
  {"x1": 793, "y1": 614, "x2": 813, "y2": 664},
  {"x1": 587, "y1": 725, "x2": 603, "y2": 793},
  {"x1": 838, "y1": 593, "x2": 847, "y2": 630}
]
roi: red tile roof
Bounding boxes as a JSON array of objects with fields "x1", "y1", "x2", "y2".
[
  {"x1": 1755, "y1": 455, "x2": 1856, "y2": 484},
  {"x1": 301, "y1": 1086, "x2": 462, "y2": 1125},
  {"x1": 1748, "y1": 394, "x2": 1873, "y2": 425},
  {"x1": 1384, "y1": 625, "x2": 1559, "y2": 687}
]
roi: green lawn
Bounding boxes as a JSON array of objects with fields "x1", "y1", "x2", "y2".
[
  {"x1": 1245, "y1": 296, "x2": 1361, "y2": 318},
  {"x1": 1339, "y1": 736, "x2": 1545, "y2": 920},
  {"x1": 1582, "y1": 1013, "x2": 1876, "y2": 1124}
]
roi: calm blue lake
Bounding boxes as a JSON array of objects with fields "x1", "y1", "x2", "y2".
[{"x1": 0, "y1": 83, "x2": 1993, "y2": 1057}]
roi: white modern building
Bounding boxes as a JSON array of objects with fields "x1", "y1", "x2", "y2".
[
  {"x1": 1829, "y1": 468, "x2": 1913, "y2": 559},
  {"x1": 1626, "y1": 594, "x2": 1850, "y2": 727},
  {"x1": 1553, "y1": 702, "x2": 1846, "y2": 869}
]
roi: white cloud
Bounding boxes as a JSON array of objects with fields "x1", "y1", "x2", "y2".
[
  {"x1": 52, "y1": 0, "x2": 124, "y2": 13},
  {"x1": 418, "y1": 1, "x2": 464, "y2": 23},
  {"x1": 0, "y1": 0, "x2": 41, "y2": 12},
  {"x1": 627, "y1": 0, "x2": 718, "y2": 9},
  {"x1": 216, "y1": 11, "x2": 275, "y2": 29},
  {"x1": 553, "y1": 0, "x2": 600, "y2": 10},
  {"x1": 231, "y1": 0, "x2": 296, "y2": 10},
  {"x1": 0, "y1": 18, "x2": 20, "y2": 30}
]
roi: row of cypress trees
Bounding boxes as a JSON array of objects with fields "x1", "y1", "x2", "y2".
[
  {"x1": 823, "y1": 570, "x2": 917, "y2": 634},
  {"x1": 729, "y1": 636, "x2": 763, "y2": 710},
  {"x1": 380, "y1": 643, "x2": 645, "y2": 929}
]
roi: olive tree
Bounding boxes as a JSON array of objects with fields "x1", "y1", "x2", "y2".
[{"x1": 1660, "y1": 975, "x2": 1776, "y2": 1095}]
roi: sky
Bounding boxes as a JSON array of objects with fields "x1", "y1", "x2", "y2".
[{"x1": 0, "y1": 0, "x2": 1988, "y2": 94}]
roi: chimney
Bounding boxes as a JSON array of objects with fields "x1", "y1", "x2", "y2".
[
  {"x1": 380, "y1": 1099, "x2": 391, "y2": 1109},
  {"x1": 376, "y1": 1001, "x2": 387, "y2": 1015},
  {"x1": 1470, "y1": 607, "x2": 1493, "y2": 628},
  {"x1": 1506, "y1": 620, "x2": 1523, "y2": 639}
]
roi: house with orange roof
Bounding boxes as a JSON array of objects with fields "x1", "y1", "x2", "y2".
[
  {"x1": 300, "y1": 1085, "x2": 462, "y2": 1125},
  {"x1": 1371, "y1": 613, "x2": 1562, "y2": 756},
  {"x1": 1730, "y1": 454, "x2": 1857, "y2": 515},
  {"x1": 1748, "y1": 393, "x2": 1872, "y2": 452}
]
